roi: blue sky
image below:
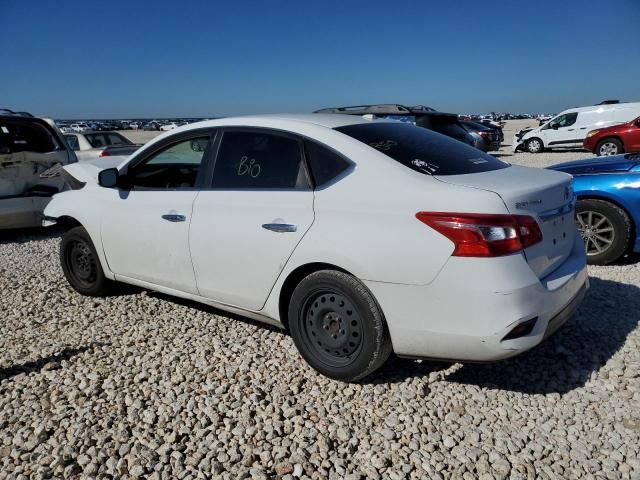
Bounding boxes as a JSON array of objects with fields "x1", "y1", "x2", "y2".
[{"x1": 1, "y1": 0, "x2": 638, "y2": 118}]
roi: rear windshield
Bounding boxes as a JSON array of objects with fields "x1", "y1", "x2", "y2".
[
  {"x1": 0, "y1": 119, "x2": 61, "y2": 154},
  {"x1": 419, "y1": 117, "x2": 471, "y2": 142},
  {"x1": 336, "y1": 122, "x2": 509, "y2": 176}
]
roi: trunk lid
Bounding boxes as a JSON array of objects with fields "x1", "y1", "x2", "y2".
[{"x1": 435, "y1": 165, "x2": 576, "y2": 279}]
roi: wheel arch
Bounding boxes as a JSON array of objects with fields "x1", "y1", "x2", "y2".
[
  {"x1": 55, "y1": 215, "x2": 83, "y2": 231},
  {"x1": 595, "y1": 135, "x2": 625, "y2": 153},
  {"x1": 278, "y1": 262, "x2": 352, "y2": 330}
]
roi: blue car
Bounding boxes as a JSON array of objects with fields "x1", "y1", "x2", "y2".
[{"x1": 548, "y1": 153, "x2": 640, "y2": 265}]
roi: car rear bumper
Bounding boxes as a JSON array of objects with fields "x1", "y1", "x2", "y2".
[{"x1": 365, "y1": 234, "x2": 588, "y2": 362}]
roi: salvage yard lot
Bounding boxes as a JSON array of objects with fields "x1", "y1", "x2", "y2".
[{"x1": 1, "y1": 120, "x2": 639, "y2": 479}]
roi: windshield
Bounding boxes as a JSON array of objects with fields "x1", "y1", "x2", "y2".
[{"x1": 336, "y1": 122, "x2": 509, "y2": 176}]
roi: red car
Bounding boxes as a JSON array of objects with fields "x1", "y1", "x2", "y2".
[{"x1": 583, "y1": 116, "x2": 640, "y2": 156}]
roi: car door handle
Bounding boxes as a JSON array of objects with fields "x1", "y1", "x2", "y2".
[
  {"x1": 262, "y1": 223, "x2": 297, "y2": 233},
  {"x1": 161, "y1": 214, "x2": 186, "y2": 222},
  {"x1": 567, "y1": 128, "x2": 574, "y2": 131}
]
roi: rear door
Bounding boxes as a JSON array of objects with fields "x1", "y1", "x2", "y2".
[{"x1": 189, "y1": 128, "x2": 314, "y2": 310}]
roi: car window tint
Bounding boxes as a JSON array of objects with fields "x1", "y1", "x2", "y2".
[
  {"x1": 304, "y1": 140, "x2": 352, "y2": 187},
  {"x1": 128, "y1": 136, "x2": 209, "y2": 189},
  {"x1": 212, "y1": 131, "x2": 309, "y2": 189},
  {"x1": 548, "y1": 113, "x2": 578, "y2": 129},
  {"x1": 107, "y1": 132, "x2": 130, "y2": 145},
  {"x1": 65, "y1": 135, "x2": 79, "y2": 151},
  {"x1": 0, "y1": 119, "x2": 60, "y2": 154},
  {"x1": 336, "y1": 122, "x2": 509, "y2": 176}
]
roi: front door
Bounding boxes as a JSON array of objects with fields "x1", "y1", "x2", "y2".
[
  {"x1": 190, "y1": 128, "x2": 315, "y2": 310},
  {"x1": 101, "y1": 133, "x2": 213, "y2": 293},
  {"x1": 540, "y1": 112, "x2": 582, "y2": 148}
]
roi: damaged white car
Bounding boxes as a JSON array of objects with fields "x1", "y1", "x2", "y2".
[{"x1": 0, "y1": 109, "x2": 77, "y2": 229}]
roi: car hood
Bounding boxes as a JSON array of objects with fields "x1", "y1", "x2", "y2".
[
  {"x1": 547, "y1": 154, "x2": 640, "y2": 175},
  {"x1": 63, "y1": 156, "x2": 127, "y2": 184}
]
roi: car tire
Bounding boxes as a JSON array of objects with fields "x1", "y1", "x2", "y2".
[
  {"x1": 576, "y1": 199, "x2": 632, "y2": 265},
  {"x1": 525, "y1": 137, "x2": 544, "y2": 153},
  {"x1": 60, "y1": 226, "x2": 113, "y2": 296},
  {"x1": 288, "y1": 270, "x2": 393, "y2": 382},
  {"x1": 595, "y1": 138, "x2": 624, "y2": 156}
]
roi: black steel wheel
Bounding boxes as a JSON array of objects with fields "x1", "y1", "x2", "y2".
[
  {"x1": 288, "y1": 270, "x2": 392, "y2": 382},
  {"x1": 60, "y1": 226, "x2": 113, "y2": 296},
  {"x1": 301, "y1": 291, "x2": 364, "y2": 366}
]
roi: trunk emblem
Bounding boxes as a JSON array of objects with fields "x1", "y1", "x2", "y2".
[{"x1": 516, "y1": 199, "x2": 542, "y2": 209}]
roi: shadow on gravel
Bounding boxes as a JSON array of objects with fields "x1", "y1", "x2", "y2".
[
  {"x1": 0, "y1": 226, "x2": 62, "y2": 244},
  {"x1": 443, "y1": 277, "x2": 639, "y2": 394},
  {"x1": 147, "y1": 292, "x2": 284, "y2": 334},
  {"x1": 0, "y1": 343, "x2": 102, "y2": 382}
]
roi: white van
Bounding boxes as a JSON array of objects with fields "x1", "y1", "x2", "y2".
[{"x1": 513, "y1": 101, "x2": 640, "y2": 153}]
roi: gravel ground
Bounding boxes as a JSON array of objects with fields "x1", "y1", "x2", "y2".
[{"x1": 1, "y1": 121, "x2": 639, "y2": 479}]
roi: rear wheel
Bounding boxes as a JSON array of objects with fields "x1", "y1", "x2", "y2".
[
  {"x1": 288, "y1": 270, "x2": 392, "y2": 382},
  {"x1": 525, "y1": 137, "x2": 544, "y2": 153},
  {"x1": 576, "y1": 199, "x2": 631, "y2": 265},
  {"x1": 596, "y1": 138, "x2": 623, "y2": 156},
  {"x1": 60, "y1": 226, "x2": 113, "y2": 296}
]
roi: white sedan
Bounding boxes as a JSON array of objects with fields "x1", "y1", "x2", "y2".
[{"x1": 44, "y1": 114, "x2": 588, "y2": 381}]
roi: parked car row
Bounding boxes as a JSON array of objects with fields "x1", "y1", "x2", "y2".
[
  {"x1": 513, "y1": 101, "x2": 640, "y2": 154},
  {"x1": 56, "y1": 119, "x2": 204, "y2": 133}
]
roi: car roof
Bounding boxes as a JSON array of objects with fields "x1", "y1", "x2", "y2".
[{"x1": 187, "y1": 113, "x2": 390, "y2": 130}]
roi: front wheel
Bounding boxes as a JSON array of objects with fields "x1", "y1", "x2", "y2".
[
  {"x1": 288, "y1": 270, "x2": 392, "y2": 382},
  {"x1": 576, "y1": 199, "x2": 632, "y2": 265},
  {"x1": 525, "y1": 137, "x2": 544, "y2": 153},
  {"x1": 596, "y1": 138, "x2": 623, "y2": 156},
  {"x1": 60, "y1": 226, "x2": 113, "y2": 296}
]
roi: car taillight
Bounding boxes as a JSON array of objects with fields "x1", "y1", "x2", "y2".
[
  {"x1": 415, "y1": 212, "x2": 542, "y2": 257},
  {"x1": 99, "y1": 150, "x2": 109, "y2": 157}
]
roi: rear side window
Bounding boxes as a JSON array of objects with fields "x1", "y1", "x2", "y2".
[
  {"x1": 304, "y1": 141, "x2": 352, "y2": 187},
  {"x1": 85, "y1": 132, "x2": 131, "y2": 148},
  {"x1": 212, "y1": 131, "x2": 309, "y2": 189},
  {"x1": 65, "y1": 135, "x2": 79, "y2": 151},
  {"x1": 336, "y1": 122, "x2": 509, "y2": 176},
  {"x1": 0, "y1": 119, "x2": 61, "y2": 154},
  {"x1": 419, "y1": 117, "x2": 471, "y2": 143}
]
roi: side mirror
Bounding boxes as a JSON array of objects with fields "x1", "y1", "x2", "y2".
[
  {"x1": 551, "y1": 124, "x2": 559, "y2": 130},
  {"x1": 98, "y1": 168, "x2": 119, "y2": 188},
  {"x1": 635, "y1": 120, "x2": 640, "y2": 128}
]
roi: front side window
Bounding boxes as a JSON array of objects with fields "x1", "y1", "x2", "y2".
[
  {"x1": 546, "y1": 112, "x2": 578, "y2": 129},
  {"x1": 127, "y1": 136, "x2": 210, "y2": 189},
  {"x1": 212, "y1": 130, "x2": 309, "y2": 189},
  {"x1": 336, "y1": 122, "x2": 508, "y2": 176}
]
